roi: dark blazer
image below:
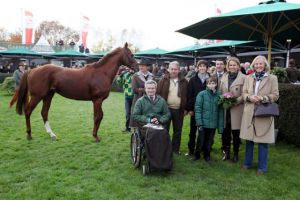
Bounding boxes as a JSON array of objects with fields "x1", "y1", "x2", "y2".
[{"x1": 186, "y1": 74, "x2": 208, "y2": 112}]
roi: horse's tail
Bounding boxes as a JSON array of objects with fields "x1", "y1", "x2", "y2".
[
  {"x1": 9, "y1": 90, "x2": 19, "y2": 108},
  {"x1": 16, "y1": 72, "x2": 29, "y2": 115}
]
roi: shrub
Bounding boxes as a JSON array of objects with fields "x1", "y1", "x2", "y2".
[
  {"x1": 0, "y1": 76, "x2": 15, "y2": 95},
  {"x1": 271, "y1": 67, "x2": 289, "y2": 83},
  {"x1": 0, "y1": 73, "x2": 12, "y2": 84},
  {"x1": 276, "y1": 83, "x2": 300, "y2": 147}
]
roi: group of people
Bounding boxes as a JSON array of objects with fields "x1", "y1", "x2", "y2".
[{"x1": 117, "y1": 55, "x2": 279, "y2": 175}]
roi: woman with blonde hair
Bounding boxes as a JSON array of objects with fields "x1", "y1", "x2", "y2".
[
  {"x1": 219, "y1": 57, "x2": 246, "y2": 162},
  {"x1": 240, "y1": 55, "x2": 279, "y2": 175}
]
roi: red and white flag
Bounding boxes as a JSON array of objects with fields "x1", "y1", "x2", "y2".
[
  {"x1": 81, "y1": 16, "x2": 89, "y2": 48},
  {"x1": 216, "y1": 8, "x2": 222, "y2": 15},
  {"x1": 215, "y1": 7, "x2": 223, "y2": 43},
  {"x1": 22, "y1": 10, "x2": 35, "y2": 45}
]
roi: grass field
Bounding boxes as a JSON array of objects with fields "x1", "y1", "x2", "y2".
[{"x1": 0, "y1": 91, "x2": 299, "y2": 199}]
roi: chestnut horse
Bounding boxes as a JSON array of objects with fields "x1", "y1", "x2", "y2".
[{"x1": 10, "y1": 43, "x2": 138, "y2": 142}]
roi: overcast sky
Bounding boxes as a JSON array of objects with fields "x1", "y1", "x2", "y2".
[{"x1": 0, "y1": 0, "x2": 299, "y2": 51}]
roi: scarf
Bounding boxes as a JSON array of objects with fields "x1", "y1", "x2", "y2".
[
  {"x1": 253, "y1": 71, "x2": 266, "y2": 81},
  {"x1": 228, "y1": 72, "x2": 238, "y2": 88},
  {"x1": 198, "y1": 73, "x2": 209, "y2": 84}
]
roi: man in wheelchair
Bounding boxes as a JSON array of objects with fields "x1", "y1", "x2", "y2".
[{"x1": 132, "y1": 80, "x2": 172, "y2": 173}]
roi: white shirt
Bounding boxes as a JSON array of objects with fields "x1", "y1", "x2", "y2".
[{"x1": 254, "y1": 73, "x2": 269, "y2": 95}]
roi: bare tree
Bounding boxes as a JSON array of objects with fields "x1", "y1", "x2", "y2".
[
  {"x1": 35, "y1": 21, "x2": 80, "y2": 46},
  {"x1": 91, "y1": 27, "x2": 142, "y2": 53},
  {"x1": 8, "y1": 29, "x2": 22, "y2": 43},
  {"x1": 0, "y1": 27, "x2": 9, "y2": 41}
]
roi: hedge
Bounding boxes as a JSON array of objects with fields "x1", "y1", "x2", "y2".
[
  {"x1": 276, "y1": 83, "x2": 300, "y2": 147},
  {"x1": 0, "y1": 76, "x2": 15, "y2": 94},
  {"x1": 0, "y1": 73, "x2": 12, "y2": 84}
]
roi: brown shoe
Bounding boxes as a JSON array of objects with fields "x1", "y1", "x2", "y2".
[
  {"x1": 241, "y1": 165, "x2": 250, "y2": 170},
  {"x1": 256, "y1": 170, "x2": 265, "y2": 176}
]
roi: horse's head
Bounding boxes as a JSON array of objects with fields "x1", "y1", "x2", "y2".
[{"x1": 121, "y1": 43, "x2": 138, "y2": 71}]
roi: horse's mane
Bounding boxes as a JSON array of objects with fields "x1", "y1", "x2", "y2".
[{"x1": 86, "y1": 47, "x2": 122, "y2": 68}]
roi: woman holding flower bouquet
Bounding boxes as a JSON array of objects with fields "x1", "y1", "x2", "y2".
[{"x1": 219, "y1": 57, "x2": 246, "y2": 162}]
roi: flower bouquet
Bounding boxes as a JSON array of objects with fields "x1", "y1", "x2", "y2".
[{"x1": 218, "y1": 92, "x2": 237, "y2": 109}]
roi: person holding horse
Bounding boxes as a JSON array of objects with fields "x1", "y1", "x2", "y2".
[
  {"x1": 130, "y1": 58, "x2": 154, "y2": 128},
  {"x1": 116, "y1": 65, "x2": 135, "y2": 133}
]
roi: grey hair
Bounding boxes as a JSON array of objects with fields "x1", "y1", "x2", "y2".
[
  {"x1": 169, "y1": 61, "x2": 180, "y2": 69},
  {"x1": 145, "y1": 80, "x2": 157, "y2": 87},
  {"x1": 250, "y1": 55, "x2": 270, "y2": 72}
]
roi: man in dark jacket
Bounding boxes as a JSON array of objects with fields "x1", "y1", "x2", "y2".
[
  {"x1": 13, "y1": 61, "x2": 26, "y2": 90},
  {"x1": 129, "y1": 59, "x2": 154, "y2": 128},
  {"x1": 186, "y1": 60, "x2": 210, "y2": 159},
  {"x1": 157, "y1": 61, "x2": 188, "y2": 155},
  {"x1": 286, "y1": 58, "x2": 300, "y2": 83}
]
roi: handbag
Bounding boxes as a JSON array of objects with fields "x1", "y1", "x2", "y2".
[{"x1": 254, "y1": 103, "x2": 279, "y2": 117}]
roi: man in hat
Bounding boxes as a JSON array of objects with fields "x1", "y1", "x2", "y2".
[
  {"x1": 13, "y1": 61, "x2": 26, "y2": 90},
  {"x1": 129, "y1": 58, "x2": 154, "y2": 128}
]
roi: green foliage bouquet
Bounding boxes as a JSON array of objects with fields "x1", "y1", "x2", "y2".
[{"x1": 218, "y1": 92, "x2": 237, "y2": 109}]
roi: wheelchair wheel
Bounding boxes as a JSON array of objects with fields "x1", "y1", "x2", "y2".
[{"x1": 130, "y1": 131, "x2": 142, "y2": 168}]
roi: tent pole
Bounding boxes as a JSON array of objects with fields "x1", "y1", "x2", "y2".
[
  {"x1": 285, "y1": 39, "x2": 292, "y2": 68},
  {"x1": 268, "y1": 37, "x2": 272, "y2": 65},
  {"x1": 267, "y1": 13, "x2": 272, "y2": 65}
]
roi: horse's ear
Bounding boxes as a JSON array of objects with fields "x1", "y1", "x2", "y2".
[{"x1": 124, "y1": 42, "x2": 128, "y2": 49}]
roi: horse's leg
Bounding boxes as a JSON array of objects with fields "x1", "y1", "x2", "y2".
[
  {"x1": 92, "y1": 99, "x2": 103, "y2": 142},
  {"x1": 25, "y1": 96, "x2": 41, "y2": 140},
  {"x1": 41, "y1": 93, "x2": 57, "y2": 140}
]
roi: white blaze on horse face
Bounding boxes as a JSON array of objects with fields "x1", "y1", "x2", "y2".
[{"x1": 45, "y1": 121, "x2": 57, "y2": 139}]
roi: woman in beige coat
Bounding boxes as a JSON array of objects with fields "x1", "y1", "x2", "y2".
[
  {"x1": 219, "y1": 57, "x2": 246, "y2": 162},
  {"x1": 240, "y1": 55, "x2": 279, "y2": 175}
]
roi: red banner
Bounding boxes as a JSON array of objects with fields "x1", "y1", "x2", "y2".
[
  {"x1": 22, "y1": 10, "x2": 34, "y2": 45},
  {"x1": 81, "y1": 16, "x2": 89, "y2": 48}
]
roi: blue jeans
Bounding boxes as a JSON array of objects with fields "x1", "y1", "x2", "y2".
[
  {"x1": 125, "y1": 97, "x2": 133, "y2": 130},
  {"x1": 244, "y1": 140, "x2": 268, "y2": 172}
]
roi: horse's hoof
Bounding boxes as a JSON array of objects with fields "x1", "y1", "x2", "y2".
[
  {"x1": 51, "y1": 136, "x2": 57, "y2": 141},
  {"x1": 95, "y1": 137, "x2": 101, "y2": 143},
  {"x1": 27, "y1": 135, "x2": 33, "y2": 140}
]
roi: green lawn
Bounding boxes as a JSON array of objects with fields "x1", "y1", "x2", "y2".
[{"x1": 0, "y1": 91, "x2": 299, "y2": 199}]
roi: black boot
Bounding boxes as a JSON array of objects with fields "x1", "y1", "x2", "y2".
[
  {"x1": 192, "y1": 152, "x2": 201, "y2": 161},
  {"x1": 232, "y1": 151, "x2": 239, "y2": 163},
  {"x1": 222, "y1": 147, "x2": 230, "y2": 161},
  {"x1": 232, "y1": 130, "x2": 240, "y2": 163}
]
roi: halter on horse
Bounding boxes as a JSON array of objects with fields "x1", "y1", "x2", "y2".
[{"x1": 10, "y1": 43, "x2": 138, "y2": 142}]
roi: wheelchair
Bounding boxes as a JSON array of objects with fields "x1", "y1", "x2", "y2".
[
  {"x1": 130, "y1": 126, "x2": 173, "y2": 176},
  {"x1": 130, "y1": 128, "x2": 150, "y2": 175}
]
